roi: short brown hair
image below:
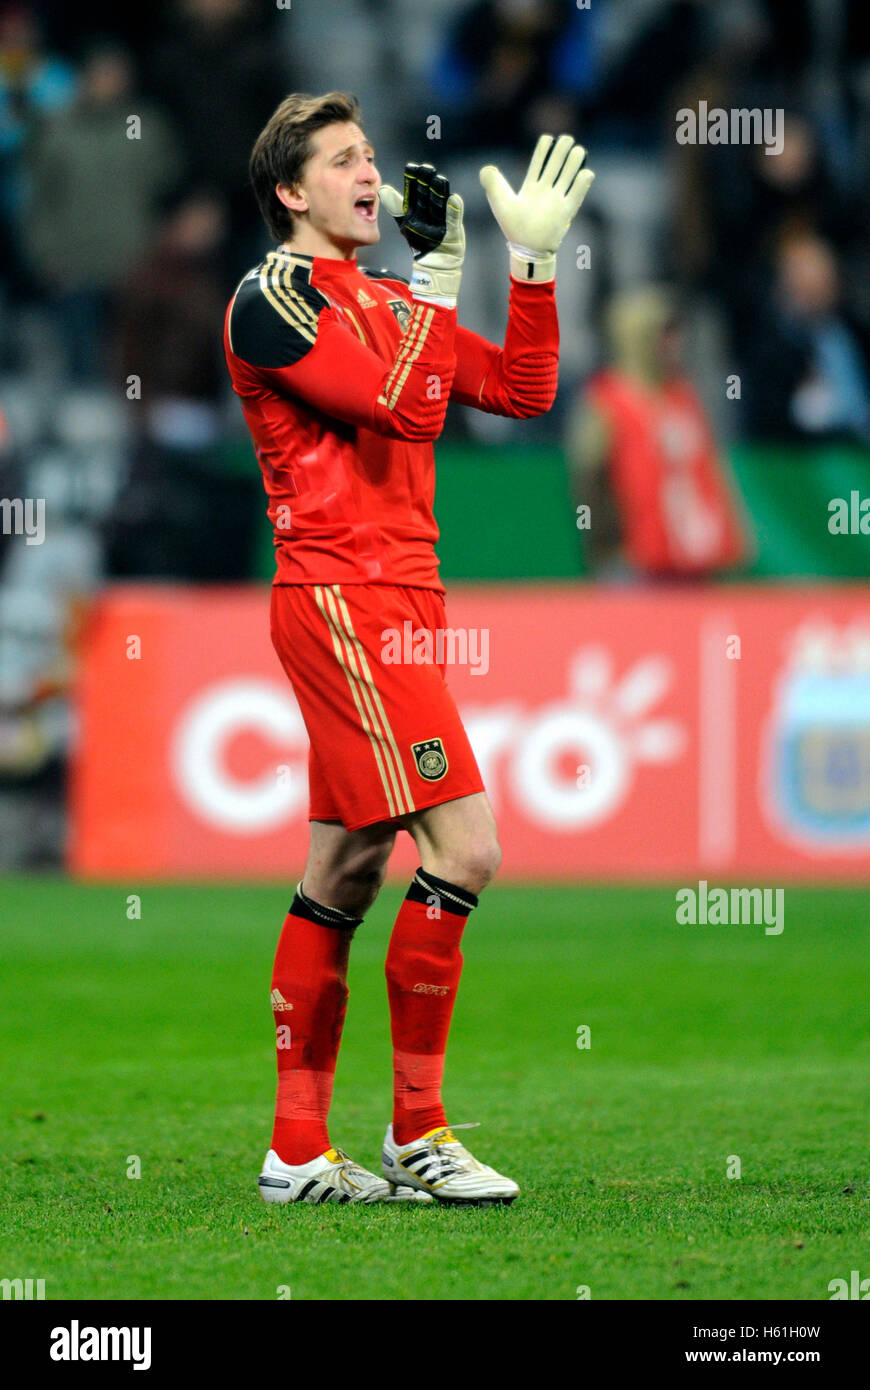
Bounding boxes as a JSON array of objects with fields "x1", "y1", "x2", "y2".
[{"x1": 249, "y1": 91, "x2": 363, "y2": 243}]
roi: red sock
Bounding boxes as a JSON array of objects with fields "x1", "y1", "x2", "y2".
[
  {"x1": 385, "y1": 868, "x2": 478, "y2": 1145},
  {"x1": 270, "y1": 885, "x2": 361, "y2": 1165}
]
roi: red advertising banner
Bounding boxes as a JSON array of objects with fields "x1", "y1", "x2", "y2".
[{"x1": 69, "y1": 584, "x2": 870, "y2": 879}]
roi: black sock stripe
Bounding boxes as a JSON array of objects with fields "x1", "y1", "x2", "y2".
[
  {"x1": 289, "y1": 888, "x2": 362, "y2": 931},
  {"x1": 405, "y1": 867, "x2": 478, "y2": 917}
]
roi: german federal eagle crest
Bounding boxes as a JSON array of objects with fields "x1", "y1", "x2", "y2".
[
  {"x1": 411, "y1": 738, "x2": 448, "y2": 781},
  {"x1": 387, "y1": 298, "x2": 412, "y2": 332}
]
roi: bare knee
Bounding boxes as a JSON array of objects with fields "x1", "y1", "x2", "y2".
[
  {"x1": 304, "y1": 843, "x2": 392, "y2": 917},
  {"x1": 403, "y1": 793, "x2": 503, "y2": 897},
  {"x1": 305, "y1": 862, "x2": 386, "y2": 917},
  {"x1": 431, "y1": 836, "x2": 502, "y2": 897},
  {"x1": 302, "y1": 820, "x2": 396, "y2": 917},
  {"x1": 328, "y1": 859, "x2": 388, "y2": 916}
]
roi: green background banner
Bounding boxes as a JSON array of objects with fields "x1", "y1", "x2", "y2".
[{"x1": 243, "y1": 441, "x2": 870, "y2": 581}]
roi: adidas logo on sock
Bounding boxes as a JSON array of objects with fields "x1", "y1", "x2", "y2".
[{"x1": 270, "y1": 989, "x2": 294, "y2": 1013}]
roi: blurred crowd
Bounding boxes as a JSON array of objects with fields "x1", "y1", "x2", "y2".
[{"x1": 0, "y1": 0, "x2": 869, "y2": 863}]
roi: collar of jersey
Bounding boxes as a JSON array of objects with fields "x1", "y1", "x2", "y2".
[{"x1": 271, "y1": 248, "x2": 360, "y2": 276}]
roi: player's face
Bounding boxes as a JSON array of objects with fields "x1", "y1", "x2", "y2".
[{"x1": 290, "y1": 121, "x2": 381, "y2": 254}]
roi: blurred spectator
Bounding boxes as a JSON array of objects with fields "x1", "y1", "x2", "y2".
[
  {"x1": 669, "y1": 0, "x2": 870, "y2": 359},
  {"x1": 148, "y1": 0, "x2": 288, "y2": 257},
  {"x1": 23, "y1": 39, "x2": 182, "y2": 381},
  {"x1": 426, "y1": 0, "x2": 601, "y2": 154},
  {"x1": 32, "y1": 0, "x2": 173, "y2": 61},
  {"x1": 0, "y1": 399, "x2": 21, "y2": 570},
  {"x1": 761, "y1": 0, "x2": 870, "y2": 194},
  {"x1": 568, "y1": 284, "x2": 751, "y2": 580},
  {"x1": 593, "y1": 0, "x2": 714, "y2": 149},
  {"x1": 0, "y1": 388, "x2": 105, "y2": 868},
  {"x1": 0, "y1": 583, "x2": 72, "y2": 868},
  {"x1": 0, "y1": 3, "x2": 76, "y2": 303},
  {"x1": 104, "y1": 189, "x2": 259, "y2": 581},
  {"x1": 677, "y1": 110, "x2": 862, "y2": 336},
  {"x1": 742, "y1": 232, "x2": 870, "y2": 441}
]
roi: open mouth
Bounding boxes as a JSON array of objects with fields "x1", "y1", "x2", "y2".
[{"x1": 355, "y1": 194, "x2": 377, "y2": 222}]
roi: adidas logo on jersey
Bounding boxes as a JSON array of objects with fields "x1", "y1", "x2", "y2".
[
  {"x1": 357, "y1": 286, "x2": 378, "y2": 309},
  {"x1": 270, "y1": 989, "x2": 294, "y2": 1013}
]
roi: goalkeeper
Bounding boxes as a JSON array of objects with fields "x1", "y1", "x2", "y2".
[{"x1": 224, "y1": 91, "x2": 594, "y2": 1206}]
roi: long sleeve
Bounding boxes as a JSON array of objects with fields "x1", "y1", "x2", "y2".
[
  {"x1": 450, "y1": 277, "x2": 559, "y2": 417},
  {"x1": 226, "y1": 261, "x2": 458, "y2": 442}
]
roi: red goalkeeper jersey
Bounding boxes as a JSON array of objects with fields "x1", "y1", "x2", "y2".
[{"x1": 223, "y1": 248, "x2": 559, "y2": 591}]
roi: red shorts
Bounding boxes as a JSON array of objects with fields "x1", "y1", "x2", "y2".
[{"x1": 270, "y1": 582, "x2": 485, "y2": 832}]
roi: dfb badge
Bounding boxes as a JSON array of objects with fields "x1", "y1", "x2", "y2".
[
  {"x1": 411, "y1": 737, "x2": 448, "y2": 782},
  {"x1": 387, "y1": 298, "x2": 412, "y2": 332}
]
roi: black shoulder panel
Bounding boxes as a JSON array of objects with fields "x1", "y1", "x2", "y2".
[
  {"x1": 361, "y1": 265, "x2": 411, "y2": 287},
  {"x1": 229, "y1": 254, "x2": 331, "y2": 368}
]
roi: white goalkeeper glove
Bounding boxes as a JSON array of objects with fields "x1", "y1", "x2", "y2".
[
  {"x1": 479, "y1": 133, "x2": 595, "y2": 283},
  {"x1": 378, "y1": 162, "x2": 465, "y2": 307}
]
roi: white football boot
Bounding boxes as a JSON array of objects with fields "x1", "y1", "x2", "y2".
[
  {"x1": 258, "y1": 1145, "x2": 433, "y2": 1204},
  {"x1": 381, "y1": 1123, "x2": 520, "y2": 1205}
]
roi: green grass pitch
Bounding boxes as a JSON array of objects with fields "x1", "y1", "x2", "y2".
[{"x1": 2, "y1": 878, "x2": 867, "y2": 1301}]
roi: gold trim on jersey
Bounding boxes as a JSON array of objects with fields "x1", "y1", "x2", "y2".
[
  {"x1": 378, "y1": 308, "x2": 420, "y2": 408},
  {"x1": 259, "y1": 255, "x2": 319, "y2": 345},
  {"x1": 313, "y1": 584, "x2": 416, "y2": 818},
  {"x1": 379, "y1": 303, "x2": 426, "y2": 408},
  {"x1": 341, "y1": 305, "x2": 367, "y2": 343},
  {"x1": 378, "y1": 302, "x2": 434, "y2": 410},
  {"x1": 266, "y1": 248, "x2": 313, "y2": 277}
]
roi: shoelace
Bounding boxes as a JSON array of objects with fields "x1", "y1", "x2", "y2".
[
  {"x1": 330, "y1": 1147, "x2": 380, "y2": 1192},
  {"x1": 414, "y1": 1122, "x2": 481, "y2": 1181}
]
